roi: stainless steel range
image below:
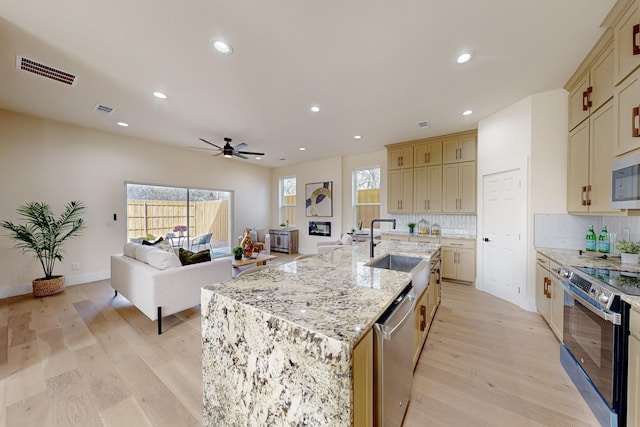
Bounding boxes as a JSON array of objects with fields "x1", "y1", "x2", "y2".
[{"x1": 558, "y1": 265, "x2": 634, "y2": 427}]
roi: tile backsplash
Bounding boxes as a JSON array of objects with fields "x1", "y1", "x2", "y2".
[
  {"x1": 534, "y1": 214, "x2": 640, "y2": 251},
  {"x1": 390, "y1": 214, "x2": 477, "y2": 236}
]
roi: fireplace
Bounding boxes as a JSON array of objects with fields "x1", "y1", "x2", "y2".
[{"x1": 309, "y1": 221, "x2": 331, "y2": 237}]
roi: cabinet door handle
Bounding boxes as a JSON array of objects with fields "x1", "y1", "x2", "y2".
[
  {"x1": 633, "y1": 106, "x2": 640, "y2": 137},
  {"x1": 543, "y1": 277, "x2": 550, "y2": 298},
  {"x1": 424, "y1": 200, "x2": 427, "y2": 210},
  {"x1": 634, "y1": 24, "x2": 640, "y2": 55},
  {"x1": 582, "y1": 87, "x2": 593, "y2": 111},
  {"x1": 427, "y1": 152, "x2": 431, "y2": 163},
  {"x1": 424, "y1": 153, "x2": 427, "y2": 163},
  {"x1": 420, "y1": 305, "x2": 427, "y2": 331},
  {"x1": 586, "y1": 184, "x2": 591, "y2": 206},
  {"x1": 581, "y1": 186, "x2": 588, "y2": 205},
  {"x1": 427, "y1": 199, "x2": 430, "y2": 210}
]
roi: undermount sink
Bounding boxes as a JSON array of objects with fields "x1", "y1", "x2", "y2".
[{"x1": 366, "y1": 254, "x2": 423, "y2": 273}]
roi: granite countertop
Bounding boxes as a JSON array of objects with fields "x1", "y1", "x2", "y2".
[
  {"x1": 536, "y1": 247, "x2": 640, "y2": 310},
  {"x1": 381, "y1": 230, "x2": 476, "y2": 240},
  {"x1": 203, "y1": 240, "x2": 440, "y2": 348}
]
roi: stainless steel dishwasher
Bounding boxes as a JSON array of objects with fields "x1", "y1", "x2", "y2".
[{"x1": 373, "y1": 284, "x2": 416, "y2": 427}]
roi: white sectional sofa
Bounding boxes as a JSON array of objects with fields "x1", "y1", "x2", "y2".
[{"x1": 110, "y1": 242, "x2": 232, "y2": 334}]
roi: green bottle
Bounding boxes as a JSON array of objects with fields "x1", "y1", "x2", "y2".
[
  {"x1": 598, "y1": 226, "x2": 610, "y2": 253},
  {"x1": 586, "y1": 225, "x2": 596, "y2": 251}
]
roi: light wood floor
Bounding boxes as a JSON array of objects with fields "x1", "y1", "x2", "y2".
[{"x1": 0, "y1": 273, "x2": 599, "y2": 426}]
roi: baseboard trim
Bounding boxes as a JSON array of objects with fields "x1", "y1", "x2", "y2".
[{"x1": 0, "y1": 271, "x2": 110, "y2": 299}]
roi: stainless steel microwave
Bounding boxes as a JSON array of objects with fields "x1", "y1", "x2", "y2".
[{"x1": 611, "y1": 152, "x2": 640, "y2": 209}]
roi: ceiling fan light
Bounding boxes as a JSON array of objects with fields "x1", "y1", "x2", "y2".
[
  {"x1": 212, "y1": 40, "x2": 233, "y2": 54},
  {"x1": 223, "y1": 153, "x2": 233, "y2": 158}
]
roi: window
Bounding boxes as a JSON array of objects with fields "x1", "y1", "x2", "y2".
[
  {"x1": 126, "y1": 183, "x2": 232, "y2": 252},
  {"x1": 353, "y1": 167, "x2": 381, "y2": 229},
  {"x1": 280, "y1": 176, "x2": 296, "y2": 226}
]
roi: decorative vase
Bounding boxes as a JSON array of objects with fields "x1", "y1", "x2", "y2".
[
  {"x1": 621, "y1": 252, "x2": 640, "y2": 264},
  {"x1": 240, "y1": 229, "x2": 254, "y2": 258},
  {"x1": 234, "y1": 254, "x2": 242, "y2": 260},
  {"x1": 32, "y1": 275, "x2": 65, "y2": 297}
]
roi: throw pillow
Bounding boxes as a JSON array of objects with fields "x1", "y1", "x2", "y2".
[
  {"x1": 178, "y1": 248, "x2": 212, "y2": 266},
  {"x1": 142, "y1": 236, "x2": 164, "y2": 246},
  {"x1": 250, "y1": 229, "x2": 258, "y2": 243},
  {"x1": 340, "y1": 234, "x2": 353, "y2": 245},
  {"x1": 147, "y1": 249, "x2": 181, "y2": 270},
  {"x1": 123, "y1": 242, "x2": 139, "y2": 258}
]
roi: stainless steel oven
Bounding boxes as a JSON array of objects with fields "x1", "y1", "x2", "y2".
[{"x1": 559, "y1": 266, "x2": 631, "y2": 427}]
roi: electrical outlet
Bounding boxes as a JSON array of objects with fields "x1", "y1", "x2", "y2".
[{"x1": 72, "y1": 263, "x2": 80, "y2": 270}]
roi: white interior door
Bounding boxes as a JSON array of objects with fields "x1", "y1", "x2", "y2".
[{"x1": 481, "y1": 168, "x2": 525, "y2": 305}]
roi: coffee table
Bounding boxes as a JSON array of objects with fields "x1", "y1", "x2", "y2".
[{"x1": 231, "y1": 253, "x2": 277, "y2": 268}]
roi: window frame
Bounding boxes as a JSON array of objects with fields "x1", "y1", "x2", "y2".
[{"x1": 352, "y1": 166, "x2": 381, "y2": 229}]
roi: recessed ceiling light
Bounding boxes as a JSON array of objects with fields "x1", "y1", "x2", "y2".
[
  {"x1": 354, "y1": 135, "x2": 362, "y2": 140},
  {"x1": 457, "y1": 53, "x2": 472, "y2": 64},
  {"x1": 116, "y1": 122, "x2": 129, "y2": 127},
  {"x1": 211, "y1": 40, "x2": 233, "y2": 54},
  {"x1": 153, "y1": 91, "x2": 167, "y2": 99},
  {"x1": 462, "y1": 110, "x2": 473, "y2": 116},
  {"x1": 310, "y1": 106, "x2": 320, "y2": 113},
  {"x1": 299, "y1": 147, "x2": 306, "y2": 151}
]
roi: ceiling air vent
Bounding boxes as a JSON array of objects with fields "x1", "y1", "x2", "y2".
[
  {"x1": 417, "y1": 120, "x2": 430, "y2": 129},
  {"x1": 94, "y1": 104, "x2": 114, "y2": 115},
  {"x1": 15, "y1": 55, "x2": 77, "y2": 86}
]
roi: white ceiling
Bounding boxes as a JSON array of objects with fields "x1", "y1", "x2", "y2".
[{"x1": 0, "y1": 0, "x2": 616, "y2": 167}]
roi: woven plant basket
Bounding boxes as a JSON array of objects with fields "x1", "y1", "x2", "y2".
[{"x1": 32, "y1": 276, "x2": 65, "y2": 297}]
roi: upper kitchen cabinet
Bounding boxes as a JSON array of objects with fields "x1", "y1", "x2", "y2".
[
  {"x1": 614, "y1": 0, "x2": 640, "y2": 85},
  {"x1": 614, "y1": 65, "x2": 640, "y2": 155},
  {"x1": 387, "y1": 146, "x2": 413, "y2": 170},
  {"x1": 413, "y1": 166, "x2": 442, "y2": 213},
  {"x1": 414, "y1": 140, "x2": 442, "y2": 167},
  {"x1": 388, "y1": 168, "x2": 413, "y2": 213},
  {"x1": 568, "y1": 100, "x2": 617, "y2": 213},
  {"x1": 443, "y1": 162, "x2": 476, "y2": 213},
  {"x1": 568, "y1": 41, "x2": 613, "y2": 131},
  {"x1": 443, "y1": 134, "x2": 477, "y2": 164}
]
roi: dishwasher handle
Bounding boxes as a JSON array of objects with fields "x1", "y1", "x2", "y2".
[{"x1": 377, "y1": 292, "x2": 416, "y2": 340}]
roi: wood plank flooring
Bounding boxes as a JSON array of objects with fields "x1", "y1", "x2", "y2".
[{"x1": 0, "y1": 272, "x2": 600, "y2": 426}]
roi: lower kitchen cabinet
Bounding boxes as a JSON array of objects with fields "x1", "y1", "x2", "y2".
[
  {"x1": 441, "y1": 239, "x2": 476, "y2": 283},
  {"x1": 535, "y1": 252, "x2": 563, "y2": 341},
  {"x1": 629, "y1": 308, "x2": 640, "y2": 427},
  {"x1": 353, "y1": 328, "x2": 373, "y2": 427}
]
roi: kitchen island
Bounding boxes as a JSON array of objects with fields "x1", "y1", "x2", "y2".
[{"x1": 201, "y1": 240, "x2": 440, "y2": 426}]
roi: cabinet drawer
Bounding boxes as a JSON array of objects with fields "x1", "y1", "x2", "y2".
[
  {"x1": 631, "y1": 308, "x2": 640, "y2": 339},
  {"x1": 549, "y1": 260, "x2": 561, "y2": 277},
  {"x1": 410, "y1": 235, "x2": 440, "y2": 244},
  {"x1": 536, "y1": 253, "x2": 550, "y2": 270},
  {"x1": 441, "y1": 238, "x2": 475, "y2": 249}
]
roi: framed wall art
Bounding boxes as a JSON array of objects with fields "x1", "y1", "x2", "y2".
[{"x1": 305, "y1": 181, "x2": 333, "y2": 217}]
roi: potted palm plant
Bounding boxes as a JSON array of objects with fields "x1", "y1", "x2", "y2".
[{"x1": 1, "y1": 201, "x2": 86, "y2": 296}]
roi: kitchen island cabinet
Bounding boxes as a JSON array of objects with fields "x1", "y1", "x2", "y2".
[{"x1": 202, "y1": 241, "x2": 440, "y2": 426}]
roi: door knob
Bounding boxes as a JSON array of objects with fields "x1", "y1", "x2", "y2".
[{"x1": 483, "y1": 237, "x2": 490, "y2": 242}]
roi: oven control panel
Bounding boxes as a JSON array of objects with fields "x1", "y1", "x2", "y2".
[{"x1": 559, "y1": 266, "x2": 616, "y2": 310}]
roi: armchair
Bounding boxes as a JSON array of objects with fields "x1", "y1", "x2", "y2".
[{"x1": 237, "y1": 228, "x2": 271, "y2": 254}]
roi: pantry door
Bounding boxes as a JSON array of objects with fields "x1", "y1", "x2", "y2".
[{"x1": 481, "y1": 168, "x2": 525, "y2": 306}]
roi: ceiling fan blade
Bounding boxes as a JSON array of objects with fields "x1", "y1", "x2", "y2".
[
  {"x1": 188, "y1": 146, "x2": 218, "y2": 151},
  {"x1": 237, "y1": 150, "x2": 265, "y2": 156},
  {"x1": 234, "y1": 153, "x2": 248, "y2": 159},
  {"x1": 234, "y1": 143, "x2": 248, "y2": 150},
  {"x1": 199, "y1": 138, "x2": 222, "y2": 149},
  {"x1": 213, "y1": 152, "x2": 223, "y2": 156}
]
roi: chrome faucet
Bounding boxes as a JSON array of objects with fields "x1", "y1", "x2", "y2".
[{"x1": 370, "y1": 218, "x2": 396, "y2": 257}]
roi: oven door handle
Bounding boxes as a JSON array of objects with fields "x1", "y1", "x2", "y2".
[{"x1": 559, "y1": 280, "x2": 621, "y2": 325}]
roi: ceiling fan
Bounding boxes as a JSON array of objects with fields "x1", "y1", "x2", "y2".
[{"x1": 196, "y1": 137, "x2": 264, "y2": 159}]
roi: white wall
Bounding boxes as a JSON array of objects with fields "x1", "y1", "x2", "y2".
[
  {"x1": 0, "y1": 109, "x2": 271, "y2": 297},
  {"x1": 477, "y1": 89, "x2": 568, "y2": 311},
  {"x1": 271, "y1": 156, "x2": 343, "y2": 254}
]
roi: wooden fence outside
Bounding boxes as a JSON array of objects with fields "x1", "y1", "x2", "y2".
[
  {"x1": 356, "y1": 188, "x2": 380, "y2": 228},
  {"x1": 127, "y1": 199, "x2": 229, "y2": 242}
]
